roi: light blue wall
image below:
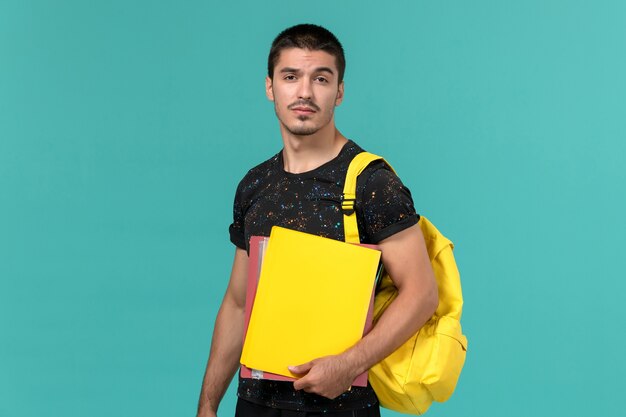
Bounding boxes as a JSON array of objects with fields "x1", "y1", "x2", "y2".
[{"x1": 1, "y1": 1, "x2": 624, "y2": 416}]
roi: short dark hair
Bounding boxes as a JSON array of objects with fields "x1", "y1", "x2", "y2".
[{"x1": 268, "y1": 24, "x2": 346, "y2": 82}]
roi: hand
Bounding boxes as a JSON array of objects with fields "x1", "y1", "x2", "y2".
[{"x1": 289, "y1": 355, "x2": 358, "y2": 399}]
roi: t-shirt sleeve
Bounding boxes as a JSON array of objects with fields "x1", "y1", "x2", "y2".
[
  {"x1": 356, "y1": 165, "x2": 420, "y2": 244},
  {"x1": 228, "y1": 180, "x2": 247, "y2": 250}
]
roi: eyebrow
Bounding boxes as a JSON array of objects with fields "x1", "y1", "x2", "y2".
[{"x1": 280, "y1": 66, "x2": 335, "y2": 75}]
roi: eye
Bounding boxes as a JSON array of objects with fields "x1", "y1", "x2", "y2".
[
  {"x1": 315, "y1": 76, "x2": 329, "y2": 83},
  {"x1": 283, "y1": 74, "x2": 297, "y2": 81}
]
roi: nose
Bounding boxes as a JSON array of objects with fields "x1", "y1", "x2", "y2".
[{"x1": 297, "y1": 79, "x2": 312, "y2": 100}]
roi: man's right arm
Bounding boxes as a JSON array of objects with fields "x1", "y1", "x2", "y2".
[{"x1": 197, "y1": 247, "x2": 248, "y2": 417}]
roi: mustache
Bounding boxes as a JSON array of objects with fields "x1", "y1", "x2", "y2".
[{"x1": 287, "y1": 100, "x2": 320, "y2": 111}]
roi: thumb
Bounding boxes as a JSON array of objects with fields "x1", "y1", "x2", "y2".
[{"x1": 288, "y1": 361, "x2": 314, "y2": 375}]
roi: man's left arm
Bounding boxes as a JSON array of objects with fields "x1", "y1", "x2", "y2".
[{"x1": 290, "y1": 223, "x2": 438, "y2": 399}]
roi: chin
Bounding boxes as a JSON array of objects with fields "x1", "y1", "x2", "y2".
[{"x1": 287, "y1": 127, "x2": 319, "y2": 136}]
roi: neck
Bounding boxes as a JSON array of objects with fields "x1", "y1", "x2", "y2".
[{"x1": 280, "y1": 123, "x2": 348, "y2": 174}]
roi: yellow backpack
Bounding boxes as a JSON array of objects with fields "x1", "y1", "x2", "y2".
[{"x1": 342, "y1": 152, "x2": 468, "y2": 415}]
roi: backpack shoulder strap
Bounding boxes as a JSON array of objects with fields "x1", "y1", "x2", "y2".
[{"x1": 342, "y1": 151, "x2": 396, "y2": 244}]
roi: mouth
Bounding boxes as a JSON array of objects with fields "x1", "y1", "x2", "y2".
[
  {"x1": 288, "y1": 100, "x2": 320, "y2": 116},
  {"x1": 291, "y1": 106, "x2": 316, "y2": 114}
]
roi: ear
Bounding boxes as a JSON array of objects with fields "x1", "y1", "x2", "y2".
[
  {"x1": 335, "y1": 81, "x2": 344, "y2": 106},
  {"x1": 265, "y1": 76, "x2": 274, "y2": 101}
]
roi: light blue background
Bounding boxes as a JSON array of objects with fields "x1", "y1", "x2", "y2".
[{"x1": 1, "y1": 1, "x2": 624, "y2": 416}]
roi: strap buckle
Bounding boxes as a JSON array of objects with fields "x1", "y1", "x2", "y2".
[{"x1": 341, "y1": 194, "x2": 356, "y2": 216}]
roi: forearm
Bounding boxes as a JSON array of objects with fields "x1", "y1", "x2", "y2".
[
  {"x1": 342, "y1": 284, "x2": 438, "y2": 376},
  {"x1": 290, "y1": 282, "x2": 438, "y2": 399},
  {"x1": 197, "y1": 296, "x2": 245, "y2": 414},
  {"x1": 339, "y1": 224, "x2": 439, "y2": 375}
]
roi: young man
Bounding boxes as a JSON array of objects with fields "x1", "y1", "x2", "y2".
[{"x1": 197, "y1": 24, "x2": 438, "y2": 417}]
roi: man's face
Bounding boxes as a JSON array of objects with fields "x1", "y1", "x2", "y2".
[{"x1": 266, "y1": 48, "x2": 344, "y2": 136}]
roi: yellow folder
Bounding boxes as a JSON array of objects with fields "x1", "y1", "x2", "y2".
[{"x1": 240, "y1": 226, "x2": 381, "y2": 379}]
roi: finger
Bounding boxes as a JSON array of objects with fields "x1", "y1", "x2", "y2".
[
  {"x1": 288, "y1": 361, "x2": 313, "y2": 375},
  {"x1": 293, "y1": 374, "x2": 312, "y2": 391}
]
